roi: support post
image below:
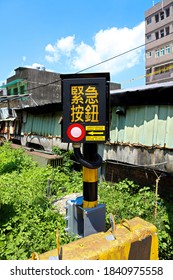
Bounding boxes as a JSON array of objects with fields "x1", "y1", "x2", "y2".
[{"x1": 83, "y1": 143, "x2": 98, "y2": 208}]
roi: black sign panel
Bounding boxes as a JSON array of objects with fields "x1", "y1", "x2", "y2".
[{"x1": 61, "y1": 73, "x2": 110, "y2": 143}]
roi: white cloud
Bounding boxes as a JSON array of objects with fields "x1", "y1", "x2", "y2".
[
  {"x1": 24, "y1": 63, "x2": 54, "y2": 72},
  {"x1": 72, "y1": 42, "x2": 100, "y2": 70},
  {"x1": 45, "y1": 35, "x2": 75, "y2": 63},
  {"x1": 56, "y1": 35, "x2": 75, "y2": 54},
  {"x1": 45, "y1": 53, "x2": 59, "y2": 63},
  {"x1": 45, "y1": 44, "x2": 55, "y2": 53},
  {"x1": 28, "y1": 63, "x2": 45, "y2": 69},
  {"x1": 45, "y1": 22, "x2": 145, "y2": 78}
]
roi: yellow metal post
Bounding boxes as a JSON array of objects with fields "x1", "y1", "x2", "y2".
[
  {"x1": 83, "y1": 167, "x2": 98, "y2": 208},
  {"x1": 82, "y1": 143, "x2": 98, "y2": 209}
]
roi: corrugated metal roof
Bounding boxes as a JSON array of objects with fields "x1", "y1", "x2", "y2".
[
  {"x1": 16, "y1": 102, "x2": 62, "y2": 114},
  {"x1": 110, "y1": 81, "x2": 173, "y2": 106},
  {"x1": 111, "y1": 81, "x2": 173, "y2": 94},
  {"x1": 0, "y1": 94, "x2": 29, "y2": 103}
]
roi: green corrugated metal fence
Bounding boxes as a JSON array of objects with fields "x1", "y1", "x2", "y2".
[
  {"x1": 110, "y1": 105, "x2": 173, "y2": 148},
  {"x1": 21, "y1": 112, "x2": 61, "y2": 137}
]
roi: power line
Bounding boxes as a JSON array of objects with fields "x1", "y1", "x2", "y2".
[
  {"x1": 1, "y1": 30, "x2": 173, "y2": 95},
  {"x1": 3, "y1": 43, "x2": 145, "y2": 96},
  {"x1": 76, "y1": 43, "x2": 145, "y2": 73},
  {"x1": 27, "y1": 30, "x2": 172, "y2": 90}
]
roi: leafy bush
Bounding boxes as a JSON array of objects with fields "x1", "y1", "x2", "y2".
[
  {"x1": 0, "y1": 142, "x2": 36, "y2": 174},
  {"x1": 0, "y1": 166, "x2": 75, "y2": 260},
  {"x1": 98, "y1": 179, "x2": 173, "y2": 260},
  {"x1": 52, "y1": 146, "x2": 76, "y2": 174},
  {"x1": 155, "y1": 197, "x2": 173, "y2": 260},
  {"x1": 0, "y1": 144, "x2": 78, "y2": 260}
]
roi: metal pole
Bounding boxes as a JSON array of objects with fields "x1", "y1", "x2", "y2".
[{"x1": 82, "y1": 143, "x2": 98, "y2": 208}]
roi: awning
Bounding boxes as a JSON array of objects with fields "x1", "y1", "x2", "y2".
[
  {"x1": 0, "y1": 94, "x2": 29, "y2": 103},
  {"x1": 0, "y1": 118, "x2": 16, "y2": 122},
  {"x1": 0, "y1": 79, "x2": 24, "y2": 88}
]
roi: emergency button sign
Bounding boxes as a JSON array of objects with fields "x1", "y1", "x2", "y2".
[
  {"x1": 61, "y1": 73, "x2": 110, "y2": 143},
  {"x1": 67, "y1": 124, "x2": 86, "y2": 142}
]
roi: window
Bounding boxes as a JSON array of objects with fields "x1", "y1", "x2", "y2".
[
  {"x1": 155, "y1": 49, "x2": 160, "y2": 58},
  {"x1": 20, "y1": 85, "x2": 25, "y2": 94},
  {"x1": 165, "y1": 26, "x2": 170, "y2": 36},
  {"x1": 147, "y1": 34, "x2": 152, "y2": 41},
  {"x1": 146, "y1": 68, "x2": 152, "y2": 76},
  {"x1": 13, "y1": 87, "x2": 18, "y2": 95},
  {"x1": 165, "y1": 45, "x2": 171, "y2": 54},
  {"x1": 154, "y1": 66, "x2": 168, "y2": 75},
  {"x1": 7, "y1": 89, "x2": 11, "y2": 96},
  {"x1": 164, "y1": 64, "x2": 170, "y2": 72},
  {"x1": 160, "y1": 67, "x2": 165, "y2": 74},
  {"x1": 147, "y1": 17, "x2": 152, "y2": 24},
  {"x1": 155, "y1": 14, "x2": 159, "y2": 22},
  {"x1": 160, "y1": 11, "x2": 164, "y2": 20},
  {"x1": 160, "y1": 29, "x2": 164, "y2": 38},
  {"x1": 155, "y1": 66, "x2": 161, "y2": 75},
  {"x1": 159, "y1": 65, "x2": 170, "y2": 74},
  {"x1": 155, "y1": 31, "x2": 159, "y2": 40},
  {"x1": 160, "y1": 48, "x2": 165, "y2": 56},
  {"x1": 165, "y1": 8, "x2": 170, "y2": 17},
  {"x1": 147, "y1": 51, "x2": 152, "y2": 58}
]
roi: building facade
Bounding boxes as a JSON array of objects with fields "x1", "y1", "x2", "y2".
[
  {"x1": 0, "y1": 67, "x2": 61, "y2": 108},
  {"x1": 145, "y1": 0, "x2": 173, "y2": 85},
  {"x1": 0, "y1": 67, "x2": 62, "y2": 143},
  {"x1": 102, "y1": 82, "x2": 173, "y2": 194}
]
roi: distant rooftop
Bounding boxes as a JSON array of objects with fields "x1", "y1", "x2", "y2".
[{"x1": 110, "y1": 81, "x2": 173, "y2": 106}]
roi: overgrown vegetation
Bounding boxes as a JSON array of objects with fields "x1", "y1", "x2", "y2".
[
  {"x1": 0, "y1": 143, "x2": 172, "y2": 259},
  {"x1": 98, "y1": 180, "x2": 173, "y2": 260}
]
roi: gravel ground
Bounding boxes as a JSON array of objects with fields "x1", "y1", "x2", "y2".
[{"x1": 52, "y1": 193, "x2": 82, "y2": 215}]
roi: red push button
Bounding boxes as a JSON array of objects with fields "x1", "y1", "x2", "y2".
[{"x1": 67, "y1": 124, "x2": 85, "y2": 142}]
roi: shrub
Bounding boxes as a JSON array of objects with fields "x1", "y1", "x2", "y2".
[
  {"x1": 98, "y1": 179, "x2": 173, "y2": 260},
  {"x1": 0, "y1": 144, "x2": 172, "y2": 259}
]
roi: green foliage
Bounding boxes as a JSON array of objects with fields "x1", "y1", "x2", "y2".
[
  {"x1": 98, "y1": 179, "x2": 173, "y2": 260},
  {"x1": 0, "y1": 142, "x2": 37, "y2": 174},
  {"x1": 0, "y1": 166, "x2": 75, "y2": 260},
  {"x1": 154, "y1": 197, "x2": 173, "y2": 260},
  {"x1": 0, "y1": 144, "x2": 77, "y2": 260},
  {"x1": 98, "y1": 180, "x2": 154, "y2": 227},
  {"x1": 52, "y1": 146, "x2": 75, "y2": 173},
  {"x1": 46, "y1": 168, "x2": 82, "y2": 197},
  {"x1": 0, "y1": 144, "x2": 172, "y2": 260}
]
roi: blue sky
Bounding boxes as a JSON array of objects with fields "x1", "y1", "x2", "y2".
[{"x1": 0, "y1": 0, "x2": 161, "y2": 89}]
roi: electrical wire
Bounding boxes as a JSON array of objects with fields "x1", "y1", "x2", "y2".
[
  {"x1": 76, "y1": 44, "x2": 145, "y2": 74},
  {"x1": 0, "y1": 42, "x2": 146, "y2": 96},
  {"x1": 15, "y1": 43, "x2": 145, "y2": 95},
  {"x1": 25, "y1": 30, "x2": 173, "y2": 92},
  {"x1": 1, "y1": 31, "x2": 173, "y2": 95}
]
